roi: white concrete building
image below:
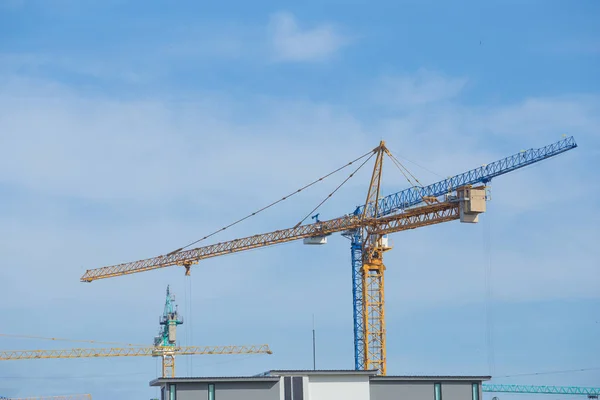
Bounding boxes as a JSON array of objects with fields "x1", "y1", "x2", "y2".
[{"x1": 150, "y1": 370, "x2": 490, "y2": 400}]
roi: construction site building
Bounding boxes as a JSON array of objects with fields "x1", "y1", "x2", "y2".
[{"x1": 150, "y1": 370, "x2": 490, "y2": 400}]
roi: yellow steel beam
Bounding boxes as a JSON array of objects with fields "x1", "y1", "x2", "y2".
[
  {"x1": 162, "y1": 354, "x2": 175, "y2": 378},
  {"x1": 360, "y1": 142, "x2": 387, "y2": 376},
  {"x1": 371, "y1": 203, "x2": 459, "y2": 236},
  {"x1": 0, "y1": 344, "x2": 272, "y2": 360},
  {"x1": 154, "y1": 344, "x2": 273, "y2": 356},
  {"x1": 80, "y1": 201, "x2": 461, "y2": 282},
  {"x1": 362, "y1": 260, "x2": 386, "y2": 375}
]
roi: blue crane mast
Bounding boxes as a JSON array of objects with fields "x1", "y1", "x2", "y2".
[{"x1": 345, "y1": 136, "x2": 578, "y2": 371}]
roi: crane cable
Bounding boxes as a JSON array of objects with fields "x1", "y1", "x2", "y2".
[
  {"x1": 183, "y1": 273, "x2": 190, "y2": 374},
  {"x1": 483, "y1": 206, "x2": 496, "y2": 376},
  {"x1": 294, "y1": 151, "x2": 376, "y2": 228},
  {"x1": 294, "y1": 146, "x2": 428, "y2": 227},
  {"x1": 386, "y1": 151, "x2": 425, "y2": 189},
  {"x1": 387, "y1": 147, "x2": 445, "y2": 179},
  {"x1": 167, "y1": 148, "x2": 376, "y2": 255},
  {"x1": 495, "y1": 367, "x2": 600, "y2": 378},
  {"x1": 188, "y1": 274, "x2": 194, "y2": 375}
]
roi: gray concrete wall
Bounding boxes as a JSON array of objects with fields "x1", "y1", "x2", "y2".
[
  {"x1": 441, "y1": 382, "x2": 473, "y2": 400},
  {"x1": 174, "y1": 381, "x2": 280, "y2": 400},
  {"x1": 371, "y1": 381, "x2": 433, "y2": 400},
  {"x1": 174, "y1": 382, "x2": 206, "y2": 400},
  {"x1": 371, "y1": 381, "x2": 475, "y2": 400}
]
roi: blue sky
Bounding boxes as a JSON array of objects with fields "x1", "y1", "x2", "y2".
[{"x1": 0, "y1": 0, "x2": 599, "y2": 398}]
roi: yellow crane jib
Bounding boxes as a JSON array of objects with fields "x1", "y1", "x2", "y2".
[
  {"x1": 80, "y1": 197, "x2": 482, "y2": 283},
  {"x1": 0, "y1": 289, "x2": 272, "y2": 378},
  {"x1": 0, "y1": 344, "x2": 272, "y2": 360},
  {"x1": 0, "y1": 344, "x2": 272, "y2": 378}
]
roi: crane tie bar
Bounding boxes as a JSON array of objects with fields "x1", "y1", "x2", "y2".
[{"x1": 166, "y1": 148, "x2": 376, "y2": 256}]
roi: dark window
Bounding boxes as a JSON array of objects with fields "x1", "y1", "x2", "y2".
[
  {"x1": 434, "y1": 382, "x2": 442, "y2": 400},
  {"x1": 472, "y1": 383, "x2": 479, "y2": 400},
  {"x1": 161, "y1": 386, "x2": 165, "y2": 400},
  {"x1": 292, "y1": 376, "x2": 304, "y2": 400},
  {"x1": 208, "y1": 383, "x2": 215, "y2": 400},
  {"x1": 284, "y1": 377, "x2": 292, "y2": 400}
]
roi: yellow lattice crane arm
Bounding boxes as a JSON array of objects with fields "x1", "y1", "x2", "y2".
[
  {"x1": 0, "y1": 344, "x2": 272, "y2": 378},
  {"x1": 0, "y1": 346, "x2": 155, "y2": 360},
  {"x1": 80, "y1": 201, "x2": 463, "y2": 282},
  {"x1": 6, "y1": 396, "x2": 91, "y2": 400},
  {"x1": 0, "y1": 344, "x2": 271, "y2": 360}
]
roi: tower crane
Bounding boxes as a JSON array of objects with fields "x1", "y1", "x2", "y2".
[
  {"x1": 78, "y1": 136, "x2": 578, "y2": 376},
  {"x1": 346, "y1": 136, "x2": 577, "y2": 373},
  {"x1": 0, "y1": 286, "x2": 272, "y2": 377}
]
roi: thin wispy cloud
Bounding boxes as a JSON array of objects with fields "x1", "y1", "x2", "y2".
[
  {"x1": 268, "y1": 12, "x2": 348, "y2": 62},
  {"x1": 547, "y1": 38, "x2": 600, "y2": 55},
  {"x1": 1, "y1": 12, "x2": 348, "y2": 83},
  {"x1": 375, "y1": 69, "x2": 468, "y2": 107},
  {"x1": 0, "y1": 0, "x2": 24, "y2": 9}
]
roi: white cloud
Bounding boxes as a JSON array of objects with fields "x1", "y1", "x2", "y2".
[
  {"x1": 0, "y1": 0, "x2": 25, "y2": 9},
  {"x1": 0, "y1": 12, "x2": 349, "y2": 82},
  {"x1": 163, "y1": 35, "x2": 246, "y2": 60},
  {"x1": 548, "y1": 38, "x2": 600, "y2": 55},
  {"x1": 0, "y1": 52, "x2": 153, "y2": 85},
  {"x1": 268, "y1": 12, "x2": 348, "y2": 62},
  {"x1": 0, "y1": 78, "x2": 370, "y2": 206},
  {"x1": 375, "y1": 69, "x2": 468, "y2": 107}
]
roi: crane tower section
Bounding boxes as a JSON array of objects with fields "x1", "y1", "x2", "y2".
[{"x1": 154, "y1": 285, "x2": 183, "y2": 347}]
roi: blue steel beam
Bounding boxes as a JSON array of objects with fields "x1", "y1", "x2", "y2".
[
  {"x1": 349, "y1": 136, "x2": 578, "y2": 371},
  {"x1": 353, "y1": 136, "x2": 577, "y2": 217},
  {"x1": 483, "y1": 384, "x2": 600, "y2": 395}
]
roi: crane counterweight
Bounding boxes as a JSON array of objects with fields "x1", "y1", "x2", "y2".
[{"x1": 458, "y1": 186, "x2": 487, "y2": 223}]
